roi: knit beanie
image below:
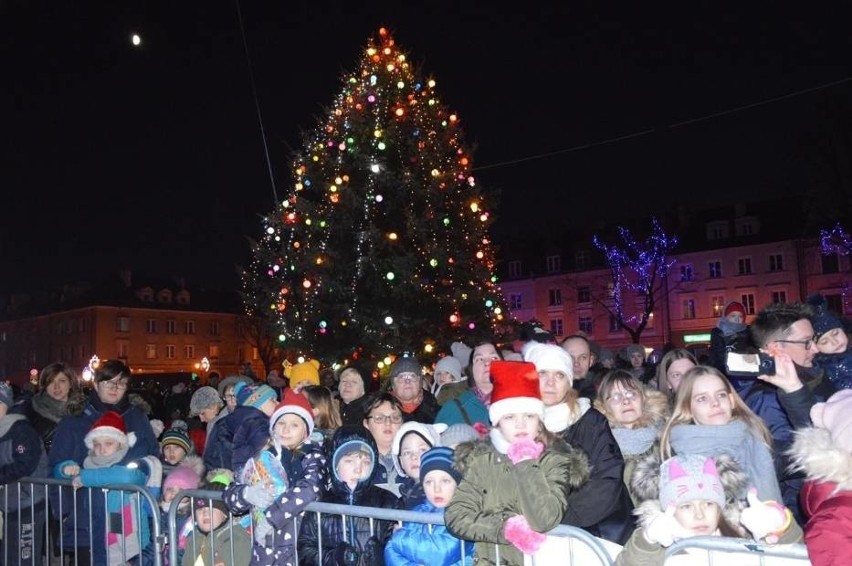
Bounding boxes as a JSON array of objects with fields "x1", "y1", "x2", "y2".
[
  {"x1": 659, "y1": 454, "x2": 726, "y2": 510},
  {"x1": 161, "y1": 427, "x2": 194, "y2": 455},
  {"x1": 85, "y1": 411, "x2": 137, "y2": 449},
  {"x1": 388, "y1": 356, "x2": 421, "y2": 379},
  {"x1": 440, "y1": 423, "x2": 480, "y2": 447},
  {"x1": 524, "y1": 343, "x2": 574, "y2": 385},
  {"x1": 723, "y1": 301, "x2": 746, "y2": 318},
  {"x1": 339, "y1": 364, "x2": 370, "y2": 393},
  {"x1": 235, "y1": 382, "x2": 277, "y2": 410},
  {"x1": 194, "y1": 481, "x2": 229, "y2": 515},
  {"x1": 434, "y1": 356, "x2": 463, "y2": 382},
  {"x1": 0, "y1": 382, "x2": 12, "y2": 409},
  {"x1": 163, "y1": 464, "x2": 202, "y2": 491},
  {"x1": 488, "y1": 360, "x2": 544, "y2": 425},
  {"x1": 189, "y1": 386, "x2": 222, "y2": 416},
  {"x1": 807, "y1": 294, "x2": 843, "y2": 338},
  {"x1": 810, "y1": 389, "x2": 852, "y2": 453},
  {"x1": 419, "y1": 446, "x2": 462, "y2": 484},
  {"x1": 269, "y1": 388, "x2": 315, "y2": 437},
  {"x1": 217, "y1": 375, "x2": 252, "y2": 398},
  {"x1": 391, "y1": 421, "x2": 448, "y2": 477},
  {"x1": 332, "y1": 439, "x2": 374, "y2": 480},
  {"x1": 620, "y1": 344, "x2": 646, "y2": 362},
  {"x1": 285, "y1": 359, "x2": 321, "y2": 387}
]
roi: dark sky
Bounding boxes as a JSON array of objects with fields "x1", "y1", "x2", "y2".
[{"x1": 4, "y1": 1, "x2": 852, "y2": 294}]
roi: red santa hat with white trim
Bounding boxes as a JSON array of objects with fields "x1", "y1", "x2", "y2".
[
  {"x1": 488, "y1": 360, "x2": 544, "y2": 425},
  {"x1": 269, "y1": 388, "x2": 315, "y2": 437},
  {"x1": 84, "y1": 410, "x2": 137, "y2": 449}
]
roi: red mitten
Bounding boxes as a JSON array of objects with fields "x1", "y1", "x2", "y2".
[
  {"x1": 507, "y1": 438, "x2": 544, "y2": 464},
  {"x1": 503, "y1": 514, "x2": 547, "y2": 554}
]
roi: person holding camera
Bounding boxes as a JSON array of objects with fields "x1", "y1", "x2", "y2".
[{"x1": 710, "y1": 301, "x2": 753, "y2": 376}]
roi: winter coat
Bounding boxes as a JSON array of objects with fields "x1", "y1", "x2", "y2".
[
  {"x1": 398, "y1": 391, "x2": 440, "y2": 424},
  {"x1": 340, "y1": 395, "x2": 371, "y2": 427},
  {"x1": 385, "y1": 500, "x2": 473, "y2": 566},
  {"x1": 788, "y1": 425, "x2": 852, "y2": 566},
  {"x1": 813, "y1": 348, "x2": 852, "y2": 390},
  {"x1": 224, "y1": 439, "x2": 327, "y2": 566},
  {"x1": 435, "y1": 390, "x2": 488, "y2": 428},
  {"x1": 444, "y1": 434, "x2": 590, "y2": 566},
  {"x1": 11, "y1": 391, "x2": 77, "y2": 453},
  {"x1": 710, "y1": 323, "x2": 752, "y2": 376},
  {"x1": 548, "y1": 401, "x2": 635, "y2": 544},
  {"x1": 47, "y1": 392, "x2": 158, "y2": 566},
  {"x1": 181, "y1": 518, "x2": 252, "y2": 566},
  {"x1": 298, "y1": 426, "x2": 400, "y2": 565},
  {"x1": 230, "y1": 405, "x2": 272, "y2": 474},
  {"x1": 203, "y1": 412, "x2": 235, "y2": 471},
  {"x1": 0, "y1": 414, "x2": 48, "y2": 510}
]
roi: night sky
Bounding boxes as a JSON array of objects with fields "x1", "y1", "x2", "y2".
[{"x1": 4, "y1": 1, "x2": 852, "y2": 294}]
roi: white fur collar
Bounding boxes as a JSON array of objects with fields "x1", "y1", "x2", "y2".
[
  {"x1": 789, "y1": 427, "x2": 852, "y2": 491},
  {"x1": 543, "y1": 397, "x2": 590, "y2": 433}
]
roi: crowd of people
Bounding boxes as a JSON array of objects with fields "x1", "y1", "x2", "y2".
[{"x1": 0, "y1": 294, "x2": 849, "y2": 565}]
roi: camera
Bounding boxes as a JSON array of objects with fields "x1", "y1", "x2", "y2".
[{"x1": 725, "y1": 350, "x2": 776, "y2": 378}]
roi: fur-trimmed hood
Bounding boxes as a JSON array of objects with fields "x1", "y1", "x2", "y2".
[
  {"x1": 594, "y1": 388, "x2": 671, "y2": 430},
  {"x1": 453, "y1": 434, "x2": 590, "y2": 491},
  {"x1": 788, "y1": 426, "x2": 852, "y2": 492}
]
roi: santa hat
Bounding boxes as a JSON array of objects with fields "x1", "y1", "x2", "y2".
[
  {"x1": 285, "y1": 359, "x2": 321, "y2": 386},
  {"x1": 269, "y1": 388, "x2": 315, "y2": 437},
  {"x1": 488, "y1": 361, "x2": 544, "y2": 425},
  {"x1": 85, "y1": 411, "x2": 137, "y2": 449},
  {"x1": 659, "y1": 454, "x2": 726, "y2": 510},
  {"x1": 811, "y1": 390, "x2": 852, "y2": 453},
  {"x1": 723, "y1": 301, "x2": 746, "y2": 318},
  {"x1": 523, "y1": 343, "x2": 574, "y2": 386}
]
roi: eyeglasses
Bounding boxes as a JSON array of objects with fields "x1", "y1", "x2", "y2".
[
  {"x1": 100, "y1": 379, "x2": 128, "y2": 391},
  {"x1": 400, "y1": 447, "x2": 428, "y2": 461},
  {"x1": 366, "y1": 414, "x2": 403, "y2": 425},
  {"x1": 223, "y1": 394, "x2": 236, "y2": 401},
  {"x1": 775, "y1": 336, "x2": 816, "y2": 350},
  {"x1": 606, "y1": 390, "x2": 638, "y2": 404},
  {"x1": 393, "y1": 373, "x2": 420, "y2": 383}
]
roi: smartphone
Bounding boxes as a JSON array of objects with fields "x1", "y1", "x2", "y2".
[{"x1": 725, "y1": 351, "x2": 776, "y2": 378}]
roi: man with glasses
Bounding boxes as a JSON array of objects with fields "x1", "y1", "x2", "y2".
[
  {"x1": 48, "y1": 359, "x2": 159, "y2": 565},
  {"x1": 745, "y1": 302, "x2": 837, "y2": 524},
  {"x1": 385, "y1": 356, "x2": 439, "y2": 424}
]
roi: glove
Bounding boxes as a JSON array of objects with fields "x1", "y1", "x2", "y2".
[
  {"x1": 253, "y1": 517, "x2": 274, "y2": 545},
  {"x1": 243, "y1": 484, "x2": 276, "y2": 509},
  {"x1": 740, "y1": 489, "x2": 791, "y2": 543},
  {"x1": 507, "y1": 438, "x2": 544, "y2": 464},
  {"x1": 333, "y1": 541, "x2": 360, "y2": 566},
  {"x1": 644, "y1": 505, "x2": 689, "y2": 547},
  {"x1": 503, "y1": 514, "x2": 546, "y2": 554}
]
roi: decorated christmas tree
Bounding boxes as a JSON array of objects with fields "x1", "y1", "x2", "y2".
[{"x1": 242, "y1": 27, "x2": 508, "y2": 367}]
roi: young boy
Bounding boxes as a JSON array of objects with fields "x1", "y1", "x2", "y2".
[
  {"x1": 183, "y1": 480, "x2": 251, "y2": 566},
  {"x1": 55, "y1": 411, "x2": 162, "y2": 564},
  {"x1": 385, "y1": 446, "x2": 473, "y2": 565}
]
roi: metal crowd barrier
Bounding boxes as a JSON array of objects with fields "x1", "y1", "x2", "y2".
[
  {"x1": 2, "y1": 477, "x2": 162, "y2": 566},
  {"x1": 665, "y1": 535, "x2": 812, "y2": 565},
  {"x1": 169, "y1": 488, "x2": 619, "y2": 566}
]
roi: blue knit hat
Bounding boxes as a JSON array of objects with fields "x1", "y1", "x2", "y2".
[
  {"x1": 235, "y1": 382, "x2": 277, "y2": 410},
  {"x1": 419, "y1": 446, "x2": 461, "y2": 484}
]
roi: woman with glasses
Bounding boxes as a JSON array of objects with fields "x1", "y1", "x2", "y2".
[
  {"x1": 47, "y1": 359, "x2": 159, "y2": 565},
  {"x1": 362, "y1": 393, "x2": 406, "y2": 497},
  {"x1": 595, "y1": 370, "x2": 670, "y2": 505}
]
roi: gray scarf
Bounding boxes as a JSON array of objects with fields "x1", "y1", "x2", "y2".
[
  {"x1": 31, "y1": 391, "x2": 69, "y2": 423},
  {"x1": 612, "y1": 425, "x2": 658, "y2": 456}
]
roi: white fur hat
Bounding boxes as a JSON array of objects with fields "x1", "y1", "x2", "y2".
[
  {"x1": 524, "y1": 342, "x2": 574, "y2": 385},
  {"x1": 391, "y1": 421, "x2": 448, "y2": 477}
]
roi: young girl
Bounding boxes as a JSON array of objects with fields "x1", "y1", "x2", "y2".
[
  {"x1": 659, "y1": 365, "x2": 782, "y2": 503},
  {"x1": 618, "y1": 454, "x2": 802, "y2": 566},
  {"x1": 184, "y1": 480, "x2": 252, "y2": 566},
  {"x1": 301, "y1": 384, "x2": 342, "y2": 452},
  {"x1": 223, "y1": 388, "x2": 328, "y2": 566},
  {"x1": 391, "y1": 420, "x2": 448, "y2": 509},
  {"x1": 298, "y1": 425, "x2": 401, "y2": 565},
  {"x1": 444, "y1": 360, "x2": 590, "y2": 566},
  {"x1": 159, "y1": 463, "x2": 202, "y2": 566},
  {"x1": 385, "y1": 446, "x2": 473, "y2": 565},
  {"x1": 808, "y1": 293, "x2": 851, "y2": 390}
]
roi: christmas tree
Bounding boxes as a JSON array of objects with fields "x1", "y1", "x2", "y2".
[{"x1": 242, "y1": 27, "x2": 508, "y2": 367}]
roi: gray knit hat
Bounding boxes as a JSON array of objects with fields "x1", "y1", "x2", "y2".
[
  {"x1": 440, "y1": 423, "x2": 479, "y2": 448},
  {"x1": 388, "y1": 356, "x2": 421, "y2": 379},
  {"x1": 190, "y1": 386, "x2": 223, "y2": 416},
  {"x1": 659, "y1": 454, "x2": 725, "y2": 510}
]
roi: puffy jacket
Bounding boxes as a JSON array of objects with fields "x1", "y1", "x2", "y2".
[
  {"x1": 0, "y1": 414, "x2": 48, "y2": 510},
  {"x1": 385, "y1": 500, "x2": 472, "y2": 566}
]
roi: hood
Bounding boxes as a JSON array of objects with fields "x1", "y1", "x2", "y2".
[
  {"x1": 330, "y1": 425, "x2": 380, "y2": 496},
  {"x1": 788, "y1": 426, "x2": 852, "y2": 492}
]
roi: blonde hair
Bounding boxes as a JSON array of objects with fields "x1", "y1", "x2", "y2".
[
  {"x1": 302, "y1": 385, "x2": 342, "y2": 431},
  {"x1": 659, "y1": 365, "x2": 772, "y2": 459}
]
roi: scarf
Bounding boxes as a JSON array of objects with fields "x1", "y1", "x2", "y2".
[
  {"x1": 669, "y1": 419, "x2": 782, "y2": 502},
  {"x1": 716, "y1": 318, "x2": 747, "y2": 337},
  {"x1": 83, "y1": 444, "x2": 130, "y2": 469},
  {"x1": 470, "y1": 386, "x2": 492, "y2": 408},
  {"x1": 542, "y1": 397, "x2": 590, "y2": 433},
  {"x1": 31, "y1": 391, "x2": 69, "y2": 423},
  {"x1": 396, "y1": 391, "x2": 424, "y2": 414},
  {"x1": 612, "y1": 425, "x2": 658, "y2": 456},
  {"x1": 88, "y1": 389, "x2": 131, "y2": 414}
]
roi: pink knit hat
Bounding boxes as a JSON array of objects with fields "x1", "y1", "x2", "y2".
[
  {"x1": 810, "y1": 390, "x2": 852, "y2": 454},
  {"x1": 163, "y1": 464, "x2": 201, "y2": 491}
]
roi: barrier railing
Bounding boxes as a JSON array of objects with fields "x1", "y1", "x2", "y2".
[
  {"x1": 665, "y1": 535, "x2": 812, "y2": 565},
  {"x1": 1, "y1": 477, "x2": 162, "y2": 566}
]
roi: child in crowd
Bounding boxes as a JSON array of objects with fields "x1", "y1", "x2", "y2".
[
  {"x1": 183, "y1": 480, "x2": 252, "y2": 566},
  {"x1": 391, "y1": 420, "x2": 448, "y2": 509},
  {"x1": 659, "y1": 365, "x2": 782, "y2": 503},
  {"x1": 299, "y1": 425, "x2": 401, "y2": 564},
  {"x1": 430, "y1": 355, "x2": 465, "y2": 401},
  {"x1": 808, "y1": 293, "x2": 852, "y2": 390},
  {"x1": 301, "y1": 384, "x2": 342, "y2": 452},
  {"x1": 224, "y1": 388, "x2": 328, "y2": 566},
  {"x1": 444, "y1": 360, "x2": 590, "y2": 566},
  {"x1": 618, "y1": 454, "x2": 802, "y2": 566},
  {"x1": 788, "y1": 390, "x2": 852, "y2": 566},
  {"x1": 55, "y1": 411, "x2": 162, "y2": 565},
  {"x1": 230, "y1": 381, "x2": 279, "y2": 474},
  {"x1": 160, "y1": 425, "x2": 201, "y2": 473},
  {"x1": 160, "y1": 463, "x2": 202, "y2": 566},
  {"x1": 285, "y1": 358, "x2": 321, "y2": 390},
  {"x1": 385, "y1": 446, "x2": 473, "y2": 565}
]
